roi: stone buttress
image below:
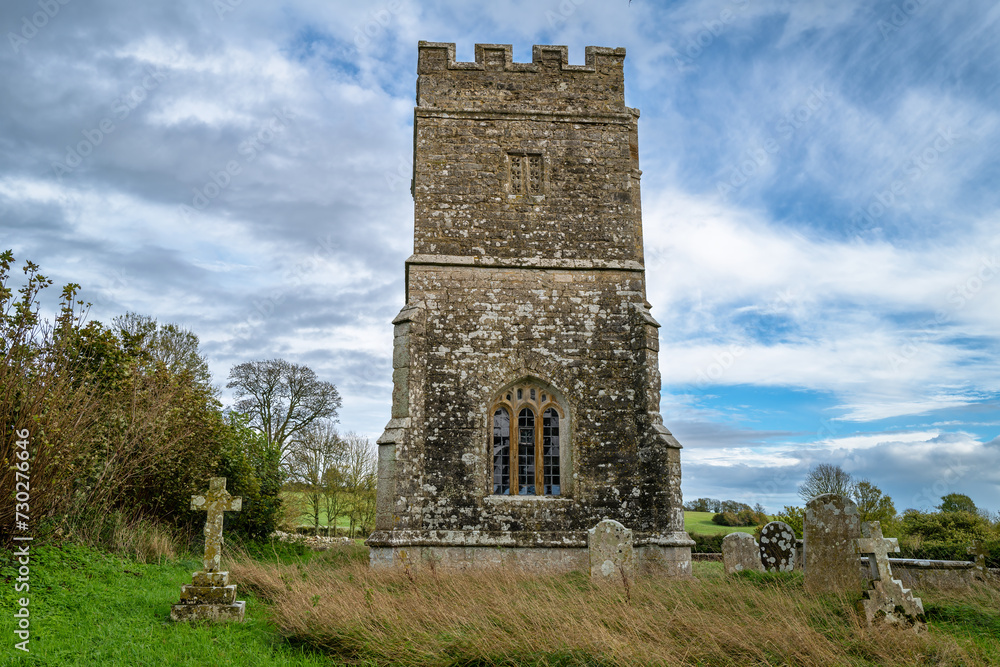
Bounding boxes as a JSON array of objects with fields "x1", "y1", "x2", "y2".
[{"x1": 366, "y1": 42, "x2": 693, "y2": 575}]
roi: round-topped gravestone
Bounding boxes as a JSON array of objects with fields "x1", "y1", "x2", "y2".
[
  {"x1": 722, "y1": 532, "x2": 764, "y2": 575},
  {"x1": 758, "y1": 521, "x2": 797, "y2": 572}
]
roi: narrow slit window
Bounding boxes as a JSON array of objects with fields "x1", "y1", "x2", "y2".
[
  {"x1": 517, "y1": 408, "x2": 535, "y2": 495},
  {"x1": 493, "y1": 408, "x2": 511, "y2": 495}
]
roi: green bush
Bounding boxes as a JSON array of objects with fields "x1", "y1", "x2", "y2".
[
  {"x1": 712, "y1": 511, "x2": 739, "y2": 526},
  {"x1": 213, "y1": 414, "x2": 283, "y2": 542},
  {"x1": 900, "y1": 509, "x2": 994, "y2": 542},
  {"x1": 712, "y1": 509, "x2": 767, "y2": 527},
  {"x1": 689, "y1": 533, "x2": 725, "y2": 553},
  {"x1": 896, "y1": 538, "x2": 1000, "y2": 568},
  {"x1": 775, "y1": 506, "x2": 805, "y2": 538}
]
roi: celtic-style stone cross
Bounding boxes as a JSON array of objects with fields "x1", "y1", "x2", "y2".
[
  {"x1": 191, "y1": 477, "x2": 242, "y2": 572},
  {"x1": 854, "y1": 521, "x2": 925, "y2": 631}
]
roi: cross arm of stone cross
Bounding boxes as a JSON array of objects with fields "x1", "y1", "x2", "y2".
[
  {"x1": 854, "y1": 521, "x2": 899, "y2": 580},
  {"x1": 191, "y1": 477, "x2": 242, "y2": 572}
]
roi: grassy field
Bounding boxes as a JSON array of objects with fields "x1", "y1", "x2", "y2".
[
  {"x1": 280, "y1": 490, "x2": 373, "y2": 534},
  {"x1": 0, "y1": 542, "x2": 332, "y2": 666},
  {"x1": 3, "y1": 538, "x2": 999, "y2": 666},
  {"x1": 684, "y1": 510, "x2": 763, "y2": 536}
]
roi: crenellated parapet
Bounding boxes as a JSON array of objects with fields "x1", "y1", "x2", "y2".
[{"x1": 416, "y1": 42, "x2": 627, "y2": 113}]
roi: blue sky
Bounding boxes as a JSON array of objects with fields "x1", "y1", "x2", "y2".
[{"x1": 1, "y1": 0, "x2": 998, "y2": 513}]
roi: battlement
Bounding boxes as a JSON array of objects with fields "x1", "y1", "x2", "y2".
[
  {"x1": 416, "y1": 42, "x2": 627, "y2": 113},
  {"x1": 418, "y1": 42, "x2": 625, "y2": 74}
]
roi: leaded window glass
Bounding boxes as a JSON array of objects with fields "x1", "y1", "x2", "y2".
[{"x1": 492, "y1": 407, "x2": 510, "y2": 495}]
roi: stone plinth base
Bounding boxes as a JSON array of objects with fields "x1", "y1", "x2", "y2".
[
  {"x1": 171, "y1": 600, "x2": 245, "y2": 622},
  {"x1": 366, "y1": 530, "x2": 692, "y2": 577},
  {"x1": 171, "y1": 570, "x2": 245, "y2": 623}
]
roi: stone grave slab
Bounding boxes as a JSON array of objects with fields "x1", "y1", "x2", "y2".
[
  {"x1": 588, "y1": 519, "x2": 633, "y2": 580},
  {"x1": 722, "y1": 532, "x2": 764, "y2": 575},
  {"x1": 804, "y1": 493, "x2": 863, "y2": 595}
]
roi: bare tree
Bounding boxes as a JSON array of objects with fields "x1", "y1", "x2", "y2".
[
  {"x1": 340, "y1": 432, "x2": 377, "y2": 538},
  {"x1": 287, "y1": 421, "x2": 343, "y2": 536},
  {"x1": 798, "y1": 463, "x2": 855, "y2": 502},
  {"x1": 226, "y1": 358, "x2": 341, "y2": 465},
  {"x1": 322, "y1": 464, "x2": 347, "y2": 537}
]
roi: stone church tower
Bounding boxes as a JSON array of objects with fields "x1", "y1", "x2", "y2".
[{"x1": 366, "y1": 42, "x2": 692, "y2": 575}]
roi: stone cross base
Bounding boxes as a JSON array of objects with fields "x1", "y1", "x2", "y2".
[{"x1": 170, "y1": 570, "x2": 245, "y2": 623}]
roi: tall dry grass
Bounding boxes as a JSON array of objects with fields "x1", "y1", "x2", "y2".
[{"x1": 230, "y1": 548, "x2": 991, "y2": 666}]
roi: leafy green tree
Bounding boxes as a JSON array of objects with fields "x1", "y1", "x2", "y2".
[
  {"x1": 114, "y1": 313, "x2": 213, "y2": 389},
  {"x1": 854, "y1": 480, "x2": 897, "y2": 524},
  {"x1": 900, "y1": 509, "x2": 992, "y2": 542},
  {"x1": 775, "y1": 505, "x2": 805, "y2": 538},
  {"x1": 937, "y1": 493, "x2": 978, "y2": 515},
  {"x1": 215, "y1": 413, "x2": 283, "y2": 542}
]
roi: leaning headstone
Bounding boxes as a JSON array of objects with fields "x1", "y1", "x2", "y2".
[
  {"x1": 968, "y1": 540, "x2": 989, "y2": 580},
  {"x1": 722, "y1": 532, "x2": 764, "y2": 575},
  {"x1": 759, "y1": 521, "x2": 797, "y2": 572},
  {"x1": 804, "y1": 493, "x2": 863, "y2": 595},
  {"x1": 854, "y1": 521, "x2": 926, "y2": 632},
  {"x1": 588, "y1": 519, "x2": 633, "y2": 580},
  {"x1": 171, "y1": 478, "x2": 246, "y2": 622}
]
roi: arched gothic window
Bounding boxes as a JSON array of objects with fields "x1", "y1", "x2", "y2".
[{"x1": 491, "y1": 382, "x2": 564, "y2": 496}]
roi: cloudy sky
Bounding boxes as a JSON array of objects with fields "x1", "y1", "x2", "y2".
[{"x1": 2, "y1": 0, "x2": 998, "y2": 514}]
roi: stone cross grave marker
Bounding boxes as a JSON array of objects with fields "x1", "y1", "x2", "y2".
[
  {"x1": 968, "y1": 540, "x2": 989, "y2": 580},
  {"x1": 854, "y1": 521, "x2": 926, "y2": 632},
  {"x1": 804, "y1": 493, "x2": 863, "y2": 595},
  {"x1": 171, "y1": 477, "x2": 246, "y2": 622},
  {"x1": 588, "y1": 519, "x2": 634, "y2": 580},
  {"x1": 193, "y1": 476, "x2": 243, "y2": 572},
  {"x1": 759, "y1": 521, "x2": 797, "y2": 572},
  {"x1": 722, "y1": 532, "x2": 764, "y2": 575}
]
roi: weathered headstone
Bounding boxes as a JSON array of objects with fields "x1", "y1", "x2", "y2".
[
  {"x1": 854, "y1": 521, "x2": 926, "y2": 632},
  {"x1": 968, "y1": 540, "x2": 989, "y2": 580},
  {"x1": 171, "y1": 478, "x2": 246, "y2": 622},
  {"x1": 588, "y1": 519, "x2": 634, "y2": 580},
  {"x1": 759, "y1": 521, "x2": 797, "y2": 572},
  {"x1": 804, "y1": 493, "x2": 863, "y2": 595},
  {"x1": 722, "y1": 532, "x2": 764, "y2": 575}
]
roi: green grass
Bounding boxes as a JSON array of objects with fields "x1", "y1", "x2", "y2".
[
  {"x1": 4, "y1": 539, "x2": 999, "y2": 666},
  {"x1": 0, "y1": 543, "x2": 332, "y2": 666},
  {"x1": 684, "y1": 510, "x2": 762, "y2": 535}
]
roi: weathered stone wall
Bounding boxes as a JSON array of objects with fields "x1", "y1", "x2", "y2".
[
  {"x1": 368, "y1": 42, "x2": 690, "y2": 571},
  {"x1": 413, "y1": 42, "x2": 641, "y2": 262}
]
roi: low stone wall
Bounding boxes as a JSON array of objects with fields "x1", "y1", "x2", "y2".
[
  {"x1": 861, "y1": 557, "x2": 995, "y2": 590},
  {"x1": 691, "y1": 552, "x2": 723, "y2": 562}
]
